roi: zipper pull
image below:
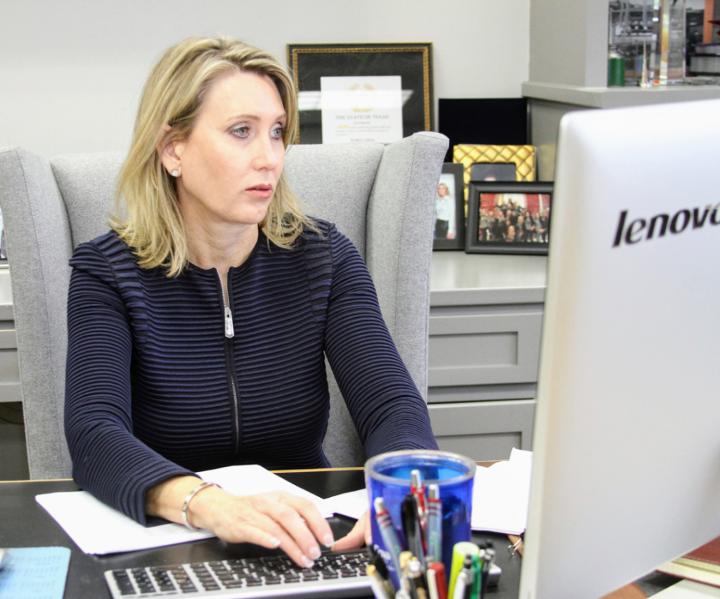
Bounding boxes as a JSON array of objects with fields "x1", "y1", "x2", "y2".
[{"x1": 224, "y1": 305, "x2": 234, "y2": 339}]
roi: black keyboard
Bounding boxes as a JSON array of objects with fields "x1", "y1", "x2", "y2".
[{"x1": 104, "y1": 549, "x2": 372, "y2": 598}]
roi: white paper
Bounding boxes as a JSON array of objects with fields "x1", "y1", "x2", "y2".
[
  {"x1": 298, "y1": 89, "x2": 413, "y2": 112},
  {"x1": 652, "y1": 580, "x2": 720, "y2": 598},
  {"x1": 471, "y1": 448, "x2": 533, "y2": 535},
  {"x1": 36, "y1": 464, "x2": 331, "y2": 555},
  {"x1": 321, "y1": 488, "x2": 368, "y2": 520},
  {"x1": 320, "y1": 75, "x2": 403, "y2": 144}
]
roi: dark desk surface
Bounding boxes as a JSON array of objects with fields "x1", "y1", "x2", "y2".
[{"x1": 0, "y1": 469, "x2": 522, "y2": 598}]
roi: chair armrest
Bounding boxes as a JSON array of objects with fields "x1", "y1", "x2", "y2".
[{"x1": 0, "y1": 147, "x2": 74, "y2": 478}]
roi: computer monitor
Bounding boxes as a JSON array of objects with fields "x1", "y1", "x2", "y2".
[{"x1": 520, "y1": 99, "x2": 720, "y2": 599}]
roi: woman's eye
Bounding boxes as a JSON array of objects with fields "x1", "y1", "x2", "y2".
[
  {"x1": 271, "y1": 125, "x2": 285, "y2": 139},
  {"x1": 231, "y1": 126, "x2": 250, "y2": 138}
]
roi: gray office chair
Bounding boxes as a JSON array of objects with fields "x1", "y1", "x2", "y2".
[{"x1": 0, "y1": 132, "x2": 448, "y2": 479}]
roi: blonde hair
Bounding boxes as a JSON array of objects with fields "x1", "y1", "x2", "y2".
[{"x1": 112, "y1": 36, "x2": 312, "y2": 276}]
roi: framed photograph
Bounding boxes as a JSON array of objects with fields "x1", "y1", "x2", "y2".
[
  {"x1": 287, "y1": 43, "x2": 433, "y2": 144},
  {"x1": 470, "y1": 162, "x2": 517, "y2": 182},
  {"x1": 465, "y1": 181, "x2": 553, "y2": 255},
  {"x1": 434, "y1": 163, "x2": 465, "y2": 250}
]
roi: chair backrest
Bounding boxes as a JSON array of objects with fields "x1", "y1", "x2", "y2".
[{"x1": 0, "y1": 131, "x2": 448, "y2": 479}]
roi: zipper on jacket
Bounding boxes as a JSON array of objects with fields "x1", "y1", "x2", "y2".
[
  {"x1": 224, "y1": 305, "x2": 234, "y2": 338},
  {"x1": 219, "y1": 272, "x2": 240, "y2": 454}
]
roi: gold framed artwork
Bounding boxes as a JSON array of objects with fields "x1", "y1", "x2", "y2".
[
  {"x1": 452, "y1": 144, "x2": 537, "y2": 200},
  {"x1": 287, "y1": 43, "x2": 433, "y2": 144}
]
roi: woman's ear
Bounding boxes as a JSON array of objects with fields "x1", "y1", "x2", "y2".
[{"x1": 157, "y1": 125, "x2": 184, "y2": 176}]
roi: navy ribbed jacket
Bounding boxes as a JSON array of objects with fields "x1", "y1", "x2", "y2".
[{"x1": 64, "y1": 219, "x2": 438, "y2": 523}]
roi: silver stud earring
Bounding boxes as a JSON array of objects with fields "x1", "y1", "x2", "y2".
[{"x1": 170, "y1": 168, "x2": 181, "y2": 177}]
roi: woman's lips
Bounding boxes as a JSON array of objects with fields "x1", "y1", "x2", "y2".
[{"x1": 245, "y1": 184, "x2": 273, "y2": 199}]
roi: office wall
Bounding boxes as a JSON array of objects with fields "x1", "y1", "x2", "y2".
[
  {"x1": 529, "y1": 0, "x2": 608, "y2": 87},
  {"x1": 0, "y1": 0, "x2": 530, "y2": 156}
]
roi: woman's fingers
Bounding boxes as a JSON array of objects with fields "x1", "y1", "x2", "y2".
[
  {"x1": 276, "y1": 493, "x2": 335, "y2": 548},
  {"x1": 198, "y1": 491, "x2": 335, "y2": 568},
  {"x1": 251, "y1": 496, "x2": 321, "y2": 567},
  {"x1": 217, "y1": 518, "x2": 281, "y2": 550},
  {"x1": 331, "y1": 511, "x2": 369, "y2": 551}
]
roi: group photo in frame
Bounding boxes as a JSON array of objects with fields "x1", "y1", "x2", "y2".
[
  {"x1": 433, "y1": 163, "x2": 465, "y2": 250},
  {"x1": 465, "y1": 181, "x2": 553, "y2": 255},
  {"x1": 287, "y1": 43, "x2": 433, "y2": 144}
]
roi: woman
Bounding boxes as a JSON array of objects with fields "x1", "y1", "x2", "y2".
[
  {"x1": 64, "y1": 37, "x2": 437, "y2": 569},
  {"x1": 434, "y1": 182, "x2": 453, "y2": 239}
]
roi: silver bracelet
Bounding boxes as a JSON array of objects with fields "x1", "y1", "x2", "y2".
[{"x1": 181, "y1": 481, "x2": 220, "y2": 530}]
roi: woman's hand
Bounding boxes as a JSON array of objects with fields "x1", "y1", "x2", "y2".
[
  {"x1": 191, "y1": 487, "x2": 335, "y2": 568},
  {"x1": 330, "y1": 510, "x2": 371, "y2": 551},
  {"x1": 147, "y1": 476, "x2": 334, "y2": 569}
]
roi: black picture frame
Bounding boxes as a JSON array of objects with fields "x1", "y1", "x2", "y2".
[
  {"x1": 465, "y1": 181, "x2": 553, "y2": 255},
  {"x1": 433, "y1": 163, "x2": 465, "y2": 250},
  {"x1": 287, "y1": 43, "x2": 433, "y2": 144},
  {"x1": 470, "y1": 162, "x2": 517, "y2": 182}
]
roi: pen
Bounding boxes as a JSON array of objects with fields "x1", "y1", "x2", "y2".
[
  {"x1": 470, "y1": 551, "x2": 483, "y2": 599},
  {"x1": 451, "y1": 570, "x2": 470, "y2": 599},
  {"x1": 368, "y1": 564, "x2": 394, "y2": 599},
  {"x1": 407, "y1": 556, "x2": 428, "y2": 599},
  {"x1": 426, "y1": 484, "x2": 442, "y2": 564},
  {"x1": 410, "y1": 469, "x2": 427, "y2": 526},
  {"x1": 427, "y1": 562, "x2": 448, "y2": 599},
  {"x1": 427, "y1": 567, "x2": 439, "y2": 599},
  {"x1": 369, "y1": 545, "x2": 396, "y2": 598},
  {"x1": 480, "y1": 548, "x2": 494, "y2": 599},
  {"x1": 401, "y1": 493, "x2": 425, "y2": 565},
  {"x1": 459, "y1": 555, "x2": 474, "y2": 599},
  {"x1": 448, "y1": 542, "x2": 479, "y2": 599},
  {"x1": 399, "y1": 551, "x2": 414, "y2": 598},
  {"x1": 374, "y1": 496, "x2": 404, "y2": 578}
]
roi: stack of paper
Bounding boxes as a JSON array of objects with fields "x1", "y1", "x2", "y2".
[
  {"x1": 657, "y1": 536, "x2": 720, "y2": 589},
  {"x1": 36, "y1": 465, "x2": 331, "y2": 555},
  {"x1": 471, "y1": 448, "x2": 532, "y2": 535}
]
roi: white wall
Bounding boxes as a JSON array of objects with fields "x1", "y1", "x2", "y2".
[{"x1": 0, "y1": 0, "x2": 530, "y2": 156}]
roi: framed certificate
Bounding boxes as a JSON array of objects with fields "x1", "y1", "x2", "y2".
[{"x1": 287, "y1": 43, "x2": 433, "y2": 144}]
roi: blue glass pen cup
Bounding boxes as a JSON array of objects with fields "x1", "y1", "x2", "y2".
[{"x1": 365, "y1": 449, "x2": 476, "y2": 587}]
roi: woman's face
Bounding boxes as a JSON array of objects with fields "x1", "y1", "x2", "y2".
[{"x1": 169, "y1": 69, "x2": 287, "y2": 228}]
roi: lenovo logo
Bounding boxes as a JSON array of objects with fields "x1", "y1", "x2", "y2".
[{"x1": 613, "y1": 204, "x2": 720, "y2": 247}]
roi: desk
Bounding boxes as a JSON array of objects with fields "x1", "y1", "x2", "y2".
[{"x1": 0, "y1": 469, "x2": 522, "y2": 598}]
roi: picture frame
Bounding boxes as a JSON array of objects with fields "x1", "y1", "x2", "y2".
[
  {"x1": 287, "y1": 43, "x2": 433, "y2": 144},
  {"x1": 433, "y1": 163, "x2": 465, "y2": 250},
  {"x1": 470, "y1": 162, "x2": 517, "y2": 182},
  {"x1": 453, "y1": 144, "x2": 537, "y2": 203},
  {"x1": 465, "y1": 181, "x2": 553, "y2": 255}
]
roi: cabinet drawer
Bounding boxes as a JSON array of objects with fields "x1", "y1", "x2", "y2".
[
  {"x1": 0, "y1": 323, "x2": 21, "y2": 403},
  {"x1": 0, "y1": 348, "x2": 19, "y2": 382},
  {"x1": 429, "y1": 311, "x2": 542, "y2": 387},
  {"x1": 429, "y1": 400, "x2": 535, "y2": 461}
]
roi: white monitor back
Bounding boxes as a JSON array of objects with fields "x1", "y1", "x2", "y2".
[{"x1": 520, "y1": 99, "x2": 720, "y2": 599}]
